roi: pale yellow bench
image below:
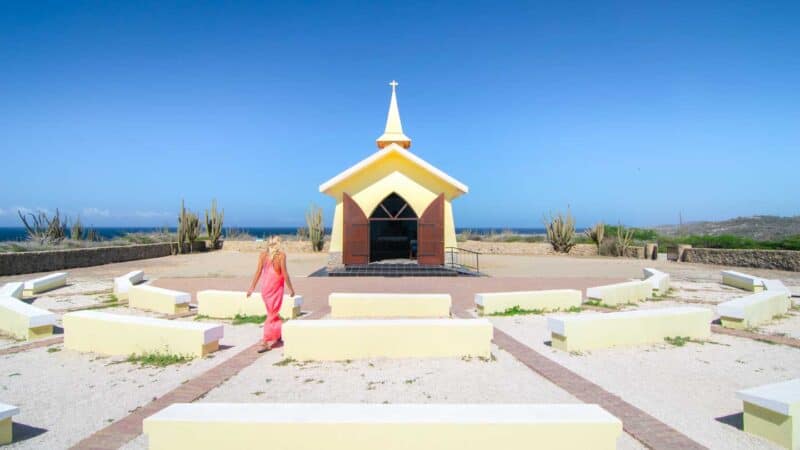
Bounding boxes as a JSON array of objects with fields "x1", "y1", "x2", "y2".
[
  {"x1": 643, "y1": 268, "x2": 670, "y2": 295},
  {"x1": 0, "y1": 282, "x2": 23, "y2": 299},
  {"x1": 475, "y1": 289, "x2": 581, "y2": 315},
  {"x1": 548, "y1": 307, "x2": 712, "y2": 351},
  {"x1": 23, "y1": 272, "x2": 67, "y2": 295},
  {"x1": 196, "y1": 290, "x2": 303, "y2": 320},
  {"x1": 722, "y1": 270, "x2": 764, "y2": 292},
  {"x1": 0, "y1": 403, "x2": 20, "y2": 445},
  {"x1": 737, "y1": 378, "x2": 800, "y2": 449},
  {"x1": 329, "y1": 293, "x2": 451, "y2": 318},
  {"x1": 0, "y1": 297, "x2": 57, "y2": 340},
  {"x1": 113, "y1": 270, "x2": 144, "y2": 300},
  {"x1": 129, "y1": 284, "x2": 190, "y2": 314},
  {"x1": 585, "y1": 280, "x2": 651, "y2": 306},
  {"x1": 283, "y1": 319, "x2": 492, "y2": 361},
  {"x1": 143, "y1": 403, "x2": 622, "y2": 450},
  {"x1": 63, "y1": 310, "x2": 223, "y2": 357},
  {"x1": 717, "y1": 291, "x2": 791, "y2": 330}
]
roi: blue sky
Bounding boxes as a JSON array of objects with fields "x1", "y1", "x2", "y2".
[{"x1": 1, "y1": 1, "x2": 798, "y2": 228}]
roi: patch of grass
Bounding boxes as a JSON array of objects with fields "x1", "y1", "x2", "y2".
[
  {"x1": 664, "y1": 336, "x2": 706, "y2": 347},
  {"x1": 404, "y1": 378, "x2": 418, "y2": 384},
  {"x1": 755, "y1": 338, "x2": 777, "y2": 345},
  {"x1": 489, "y1": 305, "x2": 546, "y2": 316},
  {"x1": 773, "y1": 314, "x2": 790, "y2": 320},
  {"x1": 102, "y1": 294, "x2": 119, "y2": 304},
  {"x1": 584, "y1": 300, "x2": 618, "y2": 309},
  {"x1": 478, "y1": 353, "x2": 497, "y2": 362},
  {"x1": 252, "y1": 391, "x2": 265, "y2": 396},
  {"x1": 126, "y1": 352, "x2": 192, "y2": 367},
  {"x1": 8, "y1": 373, "x2": 21, "y2": 377},
  {"x1": 194, "y1": 314, "x2": 210, "y2": 321},
  {"x1": 47, "y1": 347, "x2": 61, "y2": 353},
  {"x1": 232, "y1": 314, "x2": 266, "y2": 325},
  {"x1": 274, "y1": 357, "x2": 296, "y2": 367},
  {"x1": 563, "y1": 306, "x2": 583, "y2": 313}
]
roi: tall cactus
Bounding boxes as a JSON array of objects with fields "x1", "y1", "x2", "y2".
[
  {"x1": 543, "y1": 208, "x2": 576, "y2": 254},
  {"x1": 177, "y1": 200, "x2": 189, "y2": 254},
  {"x1": 305, "y1": 203, "x2": 325, "y2": 252},
  {"x1": 584, "y1": 221, "x2": 605, "y2": 250},
  {"x1": 205, "y1": 199, "x2": 224, "y2": 249}
]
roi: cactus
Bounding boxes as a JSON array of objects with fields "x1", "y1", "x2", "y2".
[
  {"x1": 18, "y1": 208, "x2": 66, "y2": 244},
  {"x1": 177, "y1": 200, "x2": 191, "y2": 254},
  {"x1": 615, "y1": 223, "x2": 635, "y2": 257},
  {"x1": 543, "y1": 208, "x2": 576, "y2": 253},
  {"x1": 584, "y1": 222, "x2": 605, "y2": 250},
  {"x1": 70, "y1": 216, "x2": 85, "y2": 241},
  {"x1": 305, "y1": 203, "x2": 325, "y2": 252},
  {"x1": 204, "y1": 199, "x2": 224, "y2": 249}
]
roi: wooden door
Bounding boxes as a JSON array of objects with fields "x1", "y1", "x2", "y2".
[
  {"x1": 418, "y1": 194, "x2": 445, "y2": 266},
  {"x1": 343, "y1": 193, "x2": 369, "y2": 265}
]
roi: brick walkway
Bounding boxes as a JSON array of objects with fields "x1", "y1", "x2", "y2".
[
  {"x1": 711, "y1": 324, "x2": 800, "y2": 348},
  {"x1": 0, "y1": 336, "x2": 63, "y2": 356}
]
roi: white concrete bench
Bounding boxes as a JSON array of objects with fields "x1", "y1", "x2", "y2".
[
  {"x1": 0, "y1": 297, "x2": 57, "y2": 340},
  {"x1": 329, "y1": 293, "x2": 451, "y2": 318},
  {"x1": 63, "y1": 310, "x2": 223, "y2": 357},
  {"x1": 585, "y1": 279, "x2": 651, "y2": 306},
  {"x1": 113, "y1": 270, "x2": 144, "y2": 300},
  {"x1": 196, "y1": 290, "x2": 303, "y2": 320},
  {"x1": 475, "y1": 289, "x2": 581, "y2": 315},
  {"x1": 736, "y1": 378, "x2": 800, "y2": 449},
  {"x1": 23, "y1": 272, "x2": 67, "y2": 295},
  {"x1": 717, "y1": 291, "x2": 791, "y2": 330},
  {"x1": 643, "y1": 268, "x2": 670, "y2": 295},
  {"x1": 283, "y1": 319, "x2": 492, "y2": 361},
  {"x1": 722, "y1": 270, "x2": 764, "y2": 292},
  {"x1": 129, "y1": 284, "x2": 190, "y2": 314},
  {"x1": 548, "y1": 307, "x2": 712, "y2": 351},
  {"x1": 0, "y1": 282, "x2": 23, "y2": 299},
  {"x1": 763, "y1": 279, "x2": 792, "y2": 296},
  {"x1": 143, "y1": 403, "x2": 622, "y2": 450},
  {"x1": 0, "y1": 403, "x2": 20, "y2": 445}
]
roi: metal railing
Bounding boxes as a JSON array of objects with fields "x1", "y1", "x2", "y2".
[{"x1": 445, "y1": 246, "x2": 481, "y2": 275}]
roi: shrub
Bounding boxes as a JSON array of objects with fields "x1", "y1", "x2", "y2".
[
  {"x1": 305, "y1": 203, "x2": 325, "y2": 252},
  {"x1": 543, "y1": 208, "x2": 576, "y2": 253},
  {"x1": 584, "y1": 222, "x2": 605, "y2": 250},
  {"x1": 204, "y1": 199, "x2": 224, "y2": 249}
]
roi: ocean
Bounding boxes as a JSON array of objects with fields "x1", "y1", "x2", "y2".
[{"x1": 0, "y1": 227, "x2": 548, "y2": 242}]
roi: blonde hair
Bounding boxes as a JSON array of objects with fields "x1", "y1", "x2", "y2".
[{"x1": 267, "y1": 235, "x2": 282, "y2": 261}]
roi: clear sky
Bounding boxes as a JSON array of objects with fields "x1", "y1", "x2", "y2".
[{"x1": 1, "y1": 1, "x2": 798, "y2": 228}]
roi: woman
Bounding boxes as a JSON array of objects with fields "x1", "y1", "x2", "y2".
[{"x1": 246, "y1": 236, "x2": 295, "y2": 353}]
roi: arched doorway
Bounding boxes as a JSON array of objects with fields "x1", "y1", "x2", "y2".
[{"x1": 369, "y1": 193, "x2": 418, "y2": 262}]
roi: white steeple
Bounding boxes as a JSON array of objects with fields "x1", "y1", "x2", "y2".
[{"x1": 376, "y1": 80, "x2": 412, "y2": 149}]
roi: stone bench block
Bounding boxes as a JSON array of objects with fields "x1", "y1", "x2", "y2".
[
  {"x1": 0, "y1": 403, "x2": 20, "y2": 445},
  {"x1": 283, "y1": 319, "x2": 492, "y2": 361},
  {"x1": 643, "y1": 268, "x2": 670, "y2": 295},
  {"x1": 722, "y1": 270, "x2": 765, "y2": 292},
  {"x1": 329, "y1": 293, "x2": 451, "y2": 318},
  {"x1": 0, "y1": 297, "x2": 57, "y2": 340},
  {"x1": 113, "y1": 270, "x2": 144, "y2": 300},
  {"x1": 475, "y1": 290, "x2": 581, "y2": 315},
  {"x1": 129, "y1": 285, "x2": 190, "y2": 315},
  {"x1": 143, "y1": 403, "x2": 622, "y2": 450},
  {"x1": 585, "y1": 280, "x2": 651, "y2": 306},
  {"x1": 548, "y1": 307, "x2": 712, "y2": 351},
  {"x1": 196, "y1": 290, "x2": 303, "y2": 320},
  {"x1": 717, "y1": 291, "x2": 791, "y2": 330},
  {"x1": 23, "y1": 272, "x2": 67, "y2": 295},
  {"x1": 0, "y1": 282, "x2": 23, "y2": 299},
  {"x1": 737, "y1": 378, "x2": 800, "y2": 449},
  {"x1": 63, "y1": 310, "x2": 223, "y2": 357}
]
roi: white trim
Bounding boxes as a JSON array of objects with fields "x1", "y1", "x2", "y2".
[
  {"x1": 319, "y1": 144, "x2": 468, "y2": 195},
  {"x1": 0, "y1": 402, "x2": 20, "y2": 421},
  {"x1": 737, "y1": 379, "x2": 800, "y2": 416}
]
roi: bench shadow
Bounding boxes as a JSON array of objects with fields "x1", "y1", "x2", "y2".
[
  {"x1": 711, "y1": 318, "x2": 722, "y2": 325},
  {"x1": 12, "y1": 422, "x2": 48, "y2": 443},
  {"x1": 52, "y1": 325, "x2": 64, "y2": 335},
  {"x1": 218, "y1": 344, "x2": 234, "y2": 351},
  {"x1": 308, "y1": 267, "x2": 329, "y2": 277},
  {"x1": 543, "y1": 340, "x2": 552, "y2": 347},
  {"x1": 715, "y1": 412, "x2": 743, "y2": 430}
]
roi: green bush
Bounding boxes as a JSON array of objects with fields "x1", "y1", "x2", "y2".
[{"x1": 658, "y1": 234, "x2": 800, "y2": 251}]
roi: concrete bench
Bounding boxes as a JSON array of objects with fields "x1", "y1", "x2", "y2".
[
  {"x1": 0, "y1": 403, "x2": 20, "y2": 445},
  {"x1": 722, "y1": 270, "x2": 764, "y2": 292},
  {"x1": 283, "y1": 319, "x2": 492, "y2": 361},
  {"x1": 196, "y1": 290, "x2": 303, "y2": 320},
  {"x1": 0, "y1": 297, "x2": 57, "y2": 340},
  {"x1": 63, "y1": 310, "x2": 223, "y2": 357},
  {"x1": 585, "y1": 280, "x2": 651, "y2": 306},
  {"x1": 548, "y1": 307, "x2": 712, "y2": 351},
  {"x1": 0, "y1": 282, "x2": 23, "y2": 299},
  {"x1": 113, "y1": 270, "x2": 144, "y2": 300},
  {"x1": 329, "y1": 293, "x2": 451, "y2": 318},
  {"x1": 643, "y1": 268, "x2": 670, "y2": 295},
  {"x1": 129, "y1": 284, "x2": 190, "y2": 314},
  {"x1": 23, "y1": 272, "x2": 67, "y2": 295},
  {"x1": 763, "y1": 279, "x2": 792, "y2": 296},
  {"x1": 475, "y1": 289, "x2": 581, "y2": 315},
  {"x1": 143, "y1": 403, "x2": 622, "y2": 450},
  {"x1": 736, "y1": 378, "x2": 800, "y2": 449},
  {"x1": 717, "y1": 291, "x2": 791, "y2": 330}
]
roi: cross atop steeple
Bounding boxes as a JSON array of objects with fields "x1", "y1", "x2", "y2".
[{"x1": 376, "y1": 80, "x2": 412, "y2": 150}]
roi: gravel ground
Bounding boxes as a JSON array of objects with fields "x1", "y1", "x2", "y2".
[{"x1": 488, "y1": 312, "x2": 800, "y2": 450}]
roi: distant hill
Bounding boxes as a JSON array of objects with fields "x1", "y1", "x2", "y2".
[{"x1": 654, "y1": 216, "x2": 800, "y2": 240}]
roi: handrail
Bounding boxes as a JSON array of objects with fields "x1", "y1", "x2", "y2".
[{"x1": 444, "y1": 246, "x2": 481, "y2": 275}]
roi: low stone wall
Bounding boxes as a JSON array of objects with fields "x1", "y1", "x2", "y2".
[
  {"x1": 222, "y1": 240, "x2": 330, "y2": 253},
  {"x1": 459, "y1": 241, "x2": 598, "y2": 257},
  {"x1": 682, "y1": 248, "x2": 800, "y2": 272},
  {"x1": 0, "y1": 241, "x2": 206, "y2": 276}
]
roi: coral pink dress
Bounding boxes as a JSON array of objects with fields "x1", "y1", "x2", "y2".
[{"x1": 259, "y1": 254, "x2": 285, "y2": 343}]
